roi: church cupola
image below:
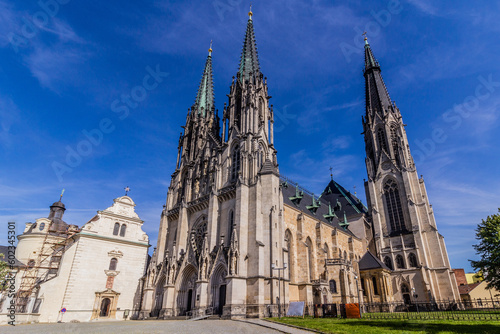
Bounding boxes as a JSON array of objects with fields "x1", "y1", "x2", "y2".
[{"x1": 47, "y1": 190, "x2": 69, "y2": 234}]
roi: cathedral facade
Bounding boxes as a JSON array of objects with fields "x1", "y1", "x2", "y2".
[{"x1": 139, "y1": 11, "x2": 459, "y2": 319}]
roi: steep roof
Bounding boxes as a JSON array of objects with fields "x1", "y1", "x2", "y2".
[
  {"x1": 280, "y1": 176, "x2": 356, "y2": 236},
  {"x1": 193, "y1": 48, "x2": 215, "y2": 116},
  {"x1": 0, "y1": 245, "x2": 24, "y2": 267},
  {"x1": 458, "y1": 282, "x2": 481, "y2": 295},
  {"x1": 359, "y1": 251, "x2": 391, "y2": 271},
  {"x1": 364, "y1": 38, "x2": 393, "y2": 115},
  {"x1": 238, "y1": 11, "x2": 260, "y2": 81},
  {"x1": 320, "y1": 179, "x2": 368, "y2": 218}
]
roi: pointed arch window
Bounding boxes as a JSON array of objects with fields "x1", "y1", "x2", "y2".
[
  {"x1": 231, "y1": 146, "x2": 240, "y2": 180},
  {"x1": 329, "y1": 279, "x2": 337, "y2": 293},
  {"x1": 285, "y1": 230, "x2": 293, "y2": 281},
  {"x1": 372, "y1": 277, "x2": 379, "y2": 295},
  {"x1": 306, "y1": 238, "x2": 313, "y2": 282},
  {"x1": 109, "y1": 258, "x2": 118, "y2": 271},
  {"x1": 383, "y1": 179, "x2": 406, "y2": 234},
  {"x1": 113, "y1": 223, "x2": 120, "y2": 236},
  {"x1": 384, "y1": 256, "x2": 393, "y2": 270},
  {"x1": 395, "y1": 254, "x2": 405, "y2": 269},
  {"x1": 390, "y1": 125, "x2": 401, "y2": 165},
  {"x1": 408, "y1": 253, "x2": 418, "y2": 268},
  {"x1": 377, "y1": 128, "x2": 388, "y2": 152},
  {"x1": 361, "y1": 278, "x2": 366, "y2": 296},
  {"x1": 119, "y1": 224, "x2": 127, "y2": 237},
  {"x1": 228, "y1": 210, "x2": 235, "y2": 244}
]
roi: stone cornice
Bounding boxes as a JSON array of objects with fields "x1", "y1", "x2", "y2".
[
  {"x1": 98, "y1": 210, "x2": 144, "y2": 224},
  {"x1": 79, "y1": 231, "x2": 149, "y2": 248}
]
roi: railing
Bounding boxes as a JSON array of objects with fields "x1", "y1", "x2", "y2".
[
  {"x1": 362, "y1": 299, "x2": 500, "y2": 321},
  {"x1": 325, "y1": 258, "x2": 352, "y2": 266}
]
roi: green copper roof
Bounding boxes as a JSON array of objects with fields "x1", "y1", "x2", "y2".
[
  {"x1": 193, "y1": 52, "x2": 215, "y2": 116},
  {"x1": 339, "y1": 212, "x2": 350, "y2": 230},
  {"x1": 238, "y1": 18, "x2": 260, "y2": 81},
  {"x1": 306, "y1": 195, "x2": 321, "y2": 215},
  {"x1": 323, "y1": 203, "x2": 337, "y2": 222},
  {"x1": 364, "y1": 41, "x2": 380, "y2": 70}
]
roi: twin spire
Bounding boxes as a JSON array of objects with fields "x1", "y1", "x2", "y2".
[
  {"x1": 193, "y1": 7, "x2": 261, "y2": 116},
  {"x1": 238, "y1": 7, "x2": 260, "y2": 81},
  {"x1": 193, "y1": 41, "x2": 215, "y2": 116}
]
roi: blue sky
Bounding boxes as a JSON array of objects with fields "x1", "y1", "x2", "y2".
[{"x1": 1, "y1": 0, "x2": 499, "y2": 273}]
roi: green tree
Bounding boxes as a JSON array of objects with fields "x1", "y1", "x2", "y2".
[
  {"x1": 0, "y1": 253, "x2": 9, "y2": 291},
  {"x1": 470, "y1": 209, "x2": 500, "y2": 293}
]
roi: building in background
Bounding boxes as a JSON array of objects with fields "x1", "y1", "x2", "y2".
[{"x1": 1, "y1": 195, "x2": 149, "y2": 324}]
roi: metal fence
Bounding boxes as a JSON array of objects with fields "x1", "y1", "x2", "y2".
[
  {"x1": 362, "y1": 298, "x2": 500, "y2": 321},
  {"x1": 301, "y1": 299, "x2": 500, "y2": 321}
]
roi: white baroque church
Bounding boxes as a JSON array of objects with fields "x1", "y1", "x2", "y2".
[
  {"x1": 138, "y1": 10, "x2": 459, "y2": 319},
  {"x1": 1, "y1": 195, "x2": 149, "y2": 324}
]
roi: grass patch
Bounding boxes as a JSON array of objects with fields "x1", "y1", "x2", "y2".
[{"x1": 268, "y1": 316, "x2": 500, "y2": 334}]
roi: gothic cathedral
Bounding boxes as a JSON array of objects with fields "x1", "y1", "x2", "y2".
[{"x1": 139, "y1": 11, "x2": 459, "y2": 319}]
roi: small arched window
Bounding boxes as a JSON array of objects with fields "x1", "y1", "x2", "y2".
[
  {"x1": 113, "y1": 223, "x2": 120, "y2": 236},
  {"x1": 408, "y1": 253, "x2": 418, "y2": 268},
  {"x1": 343, "y1": 251, "x2": 347, "y2": 261},
  {"x1": 396, "y1": 254, "x2": 405, "y2": 269},
  {"x1": 231, "y1": 146, "x2": 240, "y2": 180},
  {"x1": 119, "y1": 224, "x2": 127, "y2": 237},
  {"x1": 329, "y1": 279, "x2": 337, "y2": 293},
  {"x1": 372, "y1": 277, "x2": 379, "y2": 295},
  {"x1": 39, "y1": 222, "x2": 45, "y2": 231},
  {"x1": 384, "y1": 256, "x2": 393, "y2": 270},
  {"x1": 361, "y1": 278, "x2": 366, "y2": 296},
  {"x1": 109, "y1": 258, "x2": 118, "y2": 271}
]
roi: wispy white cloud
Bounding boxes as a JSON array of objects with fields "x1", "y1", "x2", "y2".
[
  {"x1": 24, "y1": 43, "x2": 87, "y2": 90},
  {"x1": 0, "y1": 96, "x2": 21, "y2": 148},
  {"x1": 407, "y1": 0, "x2": 439, "y2": 16}
]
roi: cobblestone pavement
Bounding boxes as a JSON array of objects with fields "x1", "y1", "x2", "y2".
[{"x1": 2, "y1": 319, "x2": 292, "y2": 334}]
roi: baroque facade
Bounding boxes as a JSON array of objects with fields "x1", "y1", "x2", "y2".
[
  {"x1": 2, "y1": 195, "x2": 149, "y2": 324},
  {"x1": 138, "y1": 11, "x2": 459, "y2": 319}
]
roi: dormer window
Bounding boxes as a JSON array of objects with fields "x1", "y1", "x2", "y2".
[{"x1": 288, "y1": 185, "x2": 304, "y2": 205}]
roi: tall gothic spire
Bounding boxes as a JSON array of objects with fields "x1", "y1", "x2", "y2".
[
  {"x1": 364, "y1": 38, "x2": 392, "y2": 117},
  {"x1": 193, "y1": 44, "x2": 215, "y2": 116},
  {"x1": 238, "y1": 8, "x2": 260, "y2": 81}
]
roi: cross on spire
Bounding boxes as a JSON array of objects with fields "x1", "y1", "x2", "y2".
[
  {"x1": 124, "y1": 186, "x2": 130, "y2": 196},
  {"x1": 329, "y1": 166, "x2": 333, "y2": 180}
]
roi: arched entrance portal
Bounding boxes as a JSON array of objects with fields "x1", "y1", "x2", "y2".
[
  {"x1": 151, "y1": 275, "x2": 165, "y2": 317},
  {"x1": 176, "y1": 265, "x2": 198, "y2": 316},
  {"x1": 211, "y1": 265, "x2": 227, "y2": 315},
  {"x1": 100, "y1": 298, "x2": 111, "y2": 317}
]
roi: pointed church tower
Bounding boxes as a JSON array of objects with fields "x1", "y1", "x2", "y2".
[{"x1": 362, "y1": 38, "x2": 459, "y2": 302}]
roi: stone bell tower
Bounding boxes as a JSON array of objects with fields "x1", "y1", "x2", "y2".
[{"x1": 362, "y1": 37, "x2": 459, "y2": 302}]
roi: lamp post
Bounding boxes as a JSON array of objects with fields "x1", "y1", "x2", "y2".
[
  {"x1": 353, "y1": 273, "x2": 362, "y2": 318},
  {"x1": 412, "y1": 287, "x2": 419, "y2": 313},
  {"x1": 271, "y1": 263, "x2": 287, "y2": 319}
]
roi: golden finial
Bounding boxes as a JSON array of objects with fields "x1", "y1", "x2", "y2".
[
  {"x1": 208, "y1": 40, "x2": 213, "y2": 55},
  {"x1": 363, "y1": 31, "x2": 368, "y2": 44},
  {"x1": 249, "y1": 4, "x2": 253, "y2": 19},
  {"x1": 59, "y1": 189, "x2": 65, "y2": 201}
]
